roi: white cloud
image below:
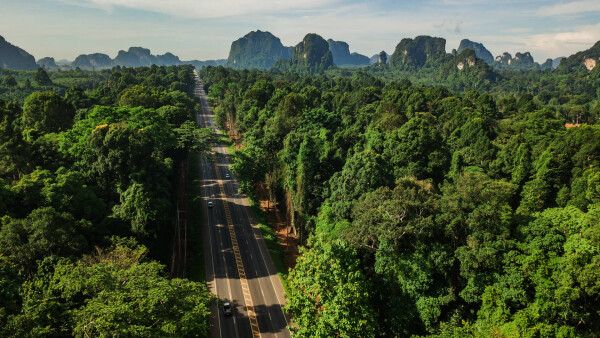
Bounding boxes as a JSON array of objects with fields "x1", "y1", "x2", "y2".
[
  {"x1": 480, "y1": 23, "x2": 600, "y2": 60},
  {"x1": 536, "y1": 0, "x2": 600, "y2": 16},
  {"x1": 524, "y1": 23, "x2": 600, "y2": 57},
  {"x1": 68, "y1": 0, "x2": 343, "y2": 18}
]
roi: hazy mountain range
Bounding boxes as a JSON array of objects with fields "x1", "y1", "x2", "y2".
[{"x1": 0, "y1": 32, "x2": 596, "y2": 74}]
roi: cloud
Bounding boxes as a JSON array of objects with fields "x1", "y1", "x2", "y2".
[
  {"x1": 536, "y1": 0, "x2": 600, "y2": 16},
  {"x1": 261, "y1": 3, "x2": 462, "y2": 56},
  {"x1": 514, "y1": 22, "x2": 600, "y2": 59},
  {"x1": 433, "y1": 19, "x2": 463, "y2": 33},
  {"x1": 68, "y1": 0, "x2": 343, "y2": 18}
]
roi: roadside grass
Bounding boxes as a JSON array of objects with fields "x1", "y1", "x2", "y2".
[
  {"x1": 217, "y1": 125, "x2": 289, "y2": 290},
  {"x1": 186, "y1": 152, "x2": 205, "y2": 283},
  {"x1": 248, "y1": 200, "x2": 290, "y2": 292},
  {"x1": 219, "y1": 131, "x2": 236, "y2": 155}
]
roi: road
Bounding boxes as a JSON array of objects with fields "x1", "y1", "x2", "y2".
[{"x1": 192, "y1": 70, "x2": 291, "y2": 338}]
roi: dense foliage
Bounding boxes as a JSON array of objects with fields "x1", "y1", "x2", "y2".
[
  {"x1": 201, "y1": 64, "x2": 600, "y2": 336},
  {"x1": 0, "y1": 64, "x2": 214, "y2": 336},
  {"x1": 0, "y1": 66, "x2": 112, "y2": 102}
]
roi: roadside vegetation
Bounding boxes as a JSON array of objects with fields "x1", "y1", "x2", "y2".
[
  {"x1": 201, "y1": 64, "x2": 600, "y2": 337},
  {"x1": 0, "y1": 65, "x2": 214, "y2": 336}
]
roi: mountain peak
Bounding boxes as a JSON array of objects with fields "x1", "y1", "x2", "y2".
[
  {"x1": 457, "y1": 39, "x2": 493, "y2": 64},
  {"x1": 0, "y1": 35, "x2": 37, "y2": 70},
  {"x1": 226, "y1": 30, "x2": 293, "y2": 70},
  {"x1": 390, "y1": 36, "x2": 446, "y2": 69},
  {"x1": 327, "y1": 39, "x2": 369, "y2": 66}
]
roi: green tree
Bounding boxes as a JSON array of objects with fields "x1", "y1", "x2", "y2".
[
  {"x1": 286, "y1": 236, "x2": 376, "y2": 337},
  {"x1": 112, "y1": 181, "x2": 169, "y2": 237},
  {"x1": 0, "y1": 100, "x2": 30, "y2": 180},
  {"x1": 2, "y1": 75, "x2": 17, "y2": 87},
  {"x1": 5, "y1": 242, "x2": 212, "y2": 337},
  {"x1": 0, "y1": 207, "x2": 90, "y2": 273},
  {"x1": 22, "y1": 91, "x2": 75, "y2": 136},
  {"x1": 173, "y1": 120, "x2": 215, "y2": 154},
  {"x1": 34, "y1": 67, "x2": 53, "y2": 86},
  {"x1": 438, "y1": 170, "x2": 516, "y2": 304},
  {"x1": 327, "y1": 149, "x2": 393, "y2": 221}
]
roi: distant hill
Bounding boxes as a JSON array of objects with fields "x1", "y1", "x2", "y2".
[
  {"x1": 494, "y1": 51, "x2": 542, "y2": 70},
  {"x1": 56, "y1": 59, "x2": 71, "y2": 65},
  {"x1": 370, "y1": 52, "x2": 388, "y2": 65},
  {"x1": 557, "y1": 41, "x2": 600, "y2": 73},
  {"x1": 457, "y1": 39, "x2": 494, "y2": 64},
  {"x1": 390, "y1": 36, "x2": 448, "y2": 70},
  {"x1": 226, "y1": 30, "x2": 293, "y2": 70},
  {"x1": 37, "y1": 57, "x2": 58, "y2": 70},
  {"x1": 0, "y1": 35, "x2": 37, "y2": 70},
  {"x1": 553, "y1": 57, "x2": 566, "y2": 69},
  {"x1": 541, "y1": 58, "x2": 553, "y2": 69},
  {"x1": 156, "y1": 52, "x2": 182, "y2": 66},
  {"x1": 185, "y1": 59, "x2": 227, "y2": 68},
  {"x1": 72, "y1": 53, "x2": 114, "y2": 69},
  {"x1": 114, "y1": 47, "x2": 157, "y2": 67},
  {"x1": 327, "y1": 39, "x2": 369, "y2": 66},
  {"x1": 448, "y1": 48, "x2": 497, "y2": 81},
  {"x1": 274, "y1": 33, "x2": 333, "y2": 73}
]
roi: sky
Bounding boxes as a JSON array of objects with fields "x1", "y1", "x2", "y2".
[{"x1": 1, "y1": 0, "x2": 600, "y2": 62}]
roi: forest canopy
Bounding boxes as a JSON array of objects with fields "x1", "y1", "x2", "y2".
[
  {"x1": 0, "y1": 65, "x2": 214, "y2": 336},
  {"x1": 201, "y1": 64, "x2": 600, "y2": 337}
]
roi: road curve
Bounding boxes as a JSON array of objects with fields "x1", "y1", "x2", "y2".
[{"x1": 193, "y1": 70, "x2": 291, "y2": 338}]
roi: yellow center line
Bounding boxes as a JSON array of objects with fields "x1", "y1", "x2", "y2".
[
  {"x1": 196, "y1": 82, "x2": 261, "y2": 337},
  {"x1": 213, "y1": 153, "x2": 261, "y2": 338}
]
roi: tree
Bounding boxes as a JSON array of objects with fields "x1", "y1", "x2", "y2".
[
  {"x1": 231, "y1": 143, "x2": 269, "y2": 200},
  {"x1": 173, "y1": 120, "x2": 215, "y2": 154},
  {"x1": 84, "y1": 123, "x2": 157, "y2": 196},
  {"x1": 347, "y1": 177, "x2": 438, "y2": 253},
  {"x1": 5, "y1": 242, "x2": 212, "y2": 337},
  {"x1": 438, "y1": 170, "x2": 516, "y2": 304},
  {"x1": 0, "y1": 207, "x2": 90, "y2": 273},
  {"x1": 2, "y1": 75, "x2": 17, "y2": 87},
  {"x1": 0, "y1": 100, "x2": 30, "y2": 180},
  {"x1": 112, "y1": 181, "x2": 169, "y2": 237},
  {"x1": 286, "y1": 236, "x2": 377, "y2": 337},
  {"x1": 22, "y1": 91, "x2": 75, "y2": 136},
  {"x1": 118, "y1": 85, "x2": 160, "y2": 108},
  {"x1": 327, "y1": 149, "x2": 393, "y2": 221},
  {"x1": 34, "y1": 67, "x2": 52, "y2": 86},
  {"x1": 381, "y1": 113, "x2": 449, "y2": 181}
]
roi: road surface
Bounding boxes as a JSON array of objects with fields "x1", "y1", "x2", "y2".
[{"x1": 192, "y1": 70, "x2": 291, "y2": 338}]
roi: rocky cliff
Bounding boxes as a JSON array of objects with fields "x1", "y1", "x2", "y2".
[
  {"x1": 226, "y1": 30, "x2": 293, "y2": 70},
  {"x1": 72, "y1": 53, "x2": 114, "y2": 68},
  {"x1": 0, "y1": 35, "x2": 37, "y2": 70},
  {"x1": 327, "y1": 39, "x2": 369, "y2": 66},
  {"x1": 370, "y1": 52, "x2": 388, "y2": 65},
  {"x1": 494, "y1": 51, "x2": 540, "y2": 70},
  {"x1": 156, "y1": 52, "x2": 182, "y2": 66},
  {"x1": 552, "y1": 57, "x2": 566, "y2": 69},
  {"x1": 274, "y1": 33, "x2": 334, "y2": 73},
  {"x1": 457, "y1": 39, "x2": 494, "y2": 64},
  {"x1": 114, "y1": 47, "x2": 157, "y2": 67},
  {"x1": 37, "y1": 57, "x2": 58, "y2": 70},
  {"x1": 390, "y1": 36, "x2": 447, "y2": 69},
  {"x1": 557, "y1": 40, "x2": 600, "y2": 73}
]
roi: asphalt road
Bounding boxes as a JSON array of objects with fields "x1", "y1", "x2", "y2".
[{"x1": 193, "y1": 71, "x2": 291, "y2": 338}]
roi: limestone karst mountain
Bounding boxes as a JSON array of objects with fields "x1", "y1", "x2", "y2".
[
  {"x1": 0, "y1": 35, "x2": 37, "y2": 70},
  {"x1": 226, "y1": 30, "x2": 293, "y2": 70},
  {"x1": 457, "y1": 39, "x2": 494, "y2": 65}
]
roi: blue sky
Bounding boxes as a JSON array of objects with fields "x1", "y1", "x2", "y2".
[{"x1": 1, "y1": 0, "x2": 600, "y2": 62}]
